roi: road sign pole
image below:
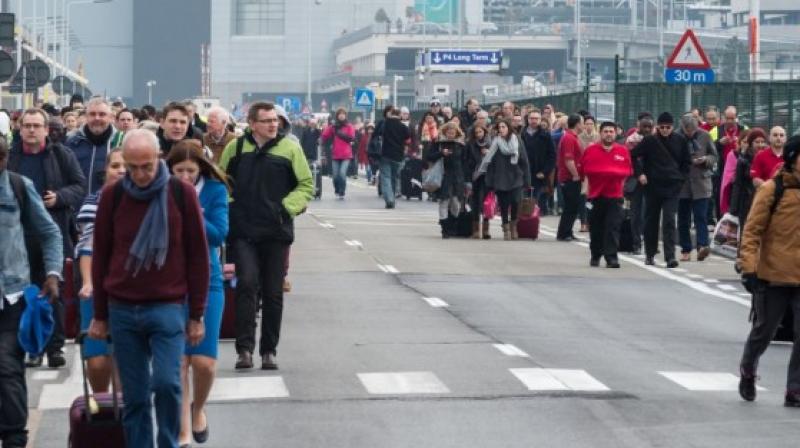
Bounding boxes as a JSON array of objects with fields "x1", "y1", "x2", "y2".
[{"x1": 685, "y1": 84, "x2": 691, "y2": 113}]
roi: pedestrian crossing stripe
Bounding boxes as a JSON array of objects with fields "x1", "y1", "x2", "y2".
[
  {"x1": 510, "y1": 368, "x2": 610, "y2": 392},
  {"x1": 209, "y1": 376, "x2": 289, "y2": 401},
  {"x1": 358, "y1": 371, "x2": 450, "y2": 394},
  {"x1": 658, "y1": 371, "x2": 767, "y2": 391}
]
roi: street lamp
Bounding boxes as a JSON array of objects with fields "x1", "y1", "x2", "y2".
[
  {"x1": 393, "y1": 75, "x2": 404, "y2": 108},
  {"x1": 65, "y1": 0, "x2": 112, "y2": 71},
  {"x1": 146, "y1": 80, "x2": 156, "y2": 104}
]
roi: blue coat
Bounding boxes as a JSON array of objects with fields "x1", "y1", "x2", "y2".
[
  {"x1": 65, "y1": 126, "x2": 122, "y2": 194},
  {"x1": 199, "y1": 177, "x2": 229, "y2": 292}
]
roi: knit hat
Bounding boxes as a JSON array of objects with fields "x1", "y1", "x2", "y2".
[
  {"x1": 657, "y1": 112, "x2": 674, "y2": 125},
  {"x1": 783, "y1": 135, "x2": 800, "y2": 170}
]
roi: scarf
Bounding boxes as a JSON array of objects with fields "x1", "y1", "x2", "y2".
[
  {"x1": 475, "y1": 135, "x2": 519, "y2": 180},
  {"x1": 84, "y1": 124, "x2": 114, "y2": 146},
  {"x1": 122, "y1": 160, "x2": 171, "y2": 275}
]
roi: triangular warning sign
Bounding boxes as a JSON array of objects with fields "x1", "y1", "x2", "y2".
[
  {"x1": 666, "y1": 29, "x2": 711, "y2": 69},
  {"x1": 356, "y1": 91, "x2": 372, "y2": 106}
]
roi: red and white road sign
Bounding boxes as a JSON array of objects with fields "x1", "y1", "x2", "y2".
[{"x1": 666, "y1": 29, "x2": 712, "y2": 70}]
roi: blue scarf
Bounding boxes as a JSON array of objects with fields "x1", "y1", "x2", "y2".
[{"x1": 122, "y1": 160, "x2": 170, "y2": 275}]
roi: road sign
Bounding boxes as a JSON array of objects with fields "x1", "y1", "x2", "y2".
[
  {"x1": 427, "y1": 49, "x2": 502, "y2": 72},
  {"x1": 51, "y1": 75, "x2": 74, "y2": 95},
  {"x1": 276, "y1": 96, "x2": 302, "y2": 113},
  {"x1": 0, "y1": 50, "x2": 14, "y2": 83},
  {"x1": 666, "y1": 29, "x2": 711, "y2": 69},
  {"x1": 665, "y1": 68, "x2": 715, "y2": 85},
  {"x1": 354, "y1": 88, "x2": 374, "y2": 108}
]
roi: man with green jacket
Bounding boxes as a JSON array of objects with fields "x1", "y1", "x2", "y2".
[{"x1": 219, "y1": 102, "x2": 313, "y2": 371}]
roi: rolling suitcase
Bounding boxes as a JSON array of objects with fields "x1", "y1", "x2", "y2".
[
  {"x1": 63, "y1": 258, "x2": 80, "y2": 339},
  {"x1": 69, "y1": 334, "x2": 125, "y2": 448},
  {"x1": 517, "y1": 205, "x2": 540, "y2": 240},
  {"x1": 311, "y1": 162, "x2": 322, "y2": 200},
  {"x1": 400, "y1": 158, "x2": 424, "y2": 200},
  {"x1": 618, "y1": 203, "x2": 634, "y2": 253}
]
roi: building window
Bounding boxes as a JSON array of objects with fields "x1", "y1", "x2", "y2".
[{"x1": 233, "y1": 0, "x2": 285, "y2": 36}]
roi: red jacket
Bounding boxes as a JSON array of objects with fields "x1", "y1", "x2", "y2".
[
  {"x1": 92, "y1": 180, "x2": 210, "y2": 320},
  {"x1": 580, "y1": 142, "x2": 633, "y2": 199},
  {"x1": 557, "y1": 130, "x2": 583, "y2": 183},
  {"x1": 321, "y1": 123, "x2": 355, "y2": 160}
]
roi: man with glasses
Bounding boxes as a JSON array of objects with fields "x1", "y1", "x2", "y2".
[
  {"x1": 631, "y1": 112, "x2": 691, "y2": 268},
  {"x1": 219, "y1": 102, "x2": 313, "y2": 371},
  {"x1": 8, "y1": 108, "x2": 86, "y2": 368}
]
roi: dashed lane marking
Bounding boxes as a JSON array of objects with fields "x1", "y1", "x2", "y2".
[
  {"x1": 493, "y1": 344, "x2": 530, "y2": 358},
  {"x1": 209, "y1": 376, "x2": 289, "y2": 401},
  {"x1": 703, "y1": 278, "x2": 720, "y2": 284},
  {"x1": 377, "y1": 264, "x2": 400, "y2": 274},
  {"x1": 422, "y1": 297, "x2": 449, "y2": 308},
  {"x1": 358, "y1": 371, "x2": 450, "y2": 395},
  {"x1": 344, "y1": 240, "x2": 363, "y2": 247}
]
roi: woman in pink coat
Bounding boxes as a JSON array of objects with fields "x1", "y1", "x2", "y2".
[{"x1": 321, "y1": 108, "x2": 356, "y2": 199}]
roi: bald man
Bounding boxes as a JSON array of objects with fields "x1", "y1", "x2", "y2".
[
  {"x1": 89, "y1": 129, "x2": 209, "y2": 448},
  {"x1": 751, "y1": 126, "x2": 787, "y2": 188}
]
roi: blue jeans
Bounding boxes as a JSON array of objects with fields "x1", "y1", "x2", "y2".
[
  {"x1": 532, "y1": 185, "x2": 549, "y2": 215},
  {"x1": 331, "y1": 159, "x2": 350, "y2": 196},
  {"x1": 109, "y1": 302, "x2": 185, "y2": 448},
  {"x1": 678, "y1": 197, "x2": 710, "y2": 253},
  {"x1": 380, "y1": 159, "x2": 402, "y2": 205}
]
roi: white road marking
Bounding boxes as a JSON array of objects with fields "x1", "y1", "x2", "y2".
[
  {"x1": 422, "y1": 297, "x2": 449, "y2": 308},
  {"x1": 717, "y1": 284, "x2": 738, "y2": 291},
  {"x1": 383, "y1": 265, "x2": 399, "y2": 274},
  {"x1": 208, "y1": 376, "x2": 289, "y2": 401},
  {"x1": 358, "y1": 371, "x2": 450, "y2": 395},
  {"x1": 687, "y1": 274, "x2": 703, "y2": 279},
  {"x1": 344, "y1": 240, "x2": 363, "y2": 247},
  {"x1": 575, "y1": 242, "x2": 589, "y2": 248},
  {"x1": 658, "y1": 371, "x2": 766, "y2": 392},
  {"x1": 317, "y1": 221, "x2": 335, "y2": 229},
  {"x1": 38, "y1": 382, "x2": 83, "y2": 410},
  {"x1": 493, "y1": 344, "x2": 530, "y2": 357},
  {"x1": 32, "y1": 371, "x2": 60, "y2": 381},
  {"x1": 672, "y1": 268, "x2": 688, "y2": 273},
  {"x1": 376, "y1": 264, "x2": 388, "y2": 273},
  {"x1": 703, "y1": 278, "x2": 720, "y2": 284},
  {"x1": 510, "y1": 368, "x2": 610, "y2": 392},
  {"x1": 737, "y1": 293, "x2": 752, "y2": 298}
]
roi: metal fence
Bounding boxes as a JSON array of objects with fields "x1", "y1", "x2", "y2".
[{"x1": 615, "y1": 81, "x2": 800, "y2": 135}]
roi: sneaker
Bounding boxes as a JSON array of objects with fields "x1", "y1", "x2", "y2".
[
  {"x1": 385, "y1": 202, "x2": 395, "y2": 209},
  {"x1": 25, "y1": 355, "x2": 43, "y2": 368},
  {"x1": 47, "y1": 352, "x2": 66, "y2": 369},
  {"x1": 666, "y1": 260, "x2": 679, "y2": 269},
  {"x1": 785, "y1": 391, "x2": 800, "y2": 408},
  {"x1": 697, "y1": 246, "x2": 711, "y2": 261},
  {"x1": 235, "y1": 352, "x2": 253, "y2": 370},
  {"x1": 739, "y1": 370, "x2": 757, "y2": 402}
]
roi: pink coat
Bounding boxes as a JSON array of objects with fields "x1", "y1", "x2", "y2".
[
  {"x1": 321, "y1": 123, "x2": 355, "y2": 160},
  {"x1": 719, "y1": 150, "x2": 738, "y2": 215}
]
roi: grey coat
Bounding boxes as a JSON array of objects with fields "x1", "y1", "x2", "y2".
[
  {"x1": 485, "y1": 135, "x2": 532, "y2": 192},
  {"x1": 677, "y1": 128, "x2": 717, "y2": 199}
]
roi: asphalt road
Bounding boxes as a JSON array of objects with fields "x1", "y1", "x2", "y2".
[{"x1": 28, "y1": 176, "x2": 800, "y2": 447}]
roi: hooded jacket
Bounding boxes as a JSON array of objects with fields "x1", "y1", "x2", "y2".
[
  {"x1": 427, "y1": 123, "x2": 469, "y2": 199},
  {"x1": 65, "y1": 124, "x2": 123, "y2": 194},
  {"x1": 739, "y1": 170, "x2": 800, "y2": 285}
]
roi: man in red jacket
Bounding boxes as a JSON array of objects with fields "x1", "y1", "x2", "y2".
[
  {"x1": 581, "y1": 122, "x2": 633, "y2": 268},
  {"x1": 88, "y1": 129, "x2": 209, "y2": 448}
]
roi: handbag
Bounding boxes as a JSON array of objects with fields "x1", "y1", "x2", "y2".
[
  {"x1": 710, "y1": 212, "x2": 740, "y2": 259},
  {"x1": 422, "y1": 159, "x2": 444, "y2": 192},
  {"x1": 482, "y1": 191, "x2": 498, "y2": 220}
]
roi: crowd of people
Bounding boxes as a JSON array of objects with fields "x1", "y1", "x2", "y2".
[{"x1": 0, "y1": 91, "x2": 798, "y2": 448}]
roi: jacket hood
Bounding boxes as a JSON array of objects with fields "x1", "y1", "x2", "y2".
[{"x1": 274, "y1": 105, "x2": 291, "y2": 133}]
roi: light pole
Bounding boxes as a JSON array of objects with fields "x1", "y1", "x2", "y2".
[
  {"x1": 65, "y1": 0, "x2": 112, "y2": 72},
  {"x1": 146, "y1": 80, "x2": 156, "y2": 104},
  {"x1": 306, "y1": 0, "x2": 321, "y2": 111},
  {"x1": 393, "y1": 75, "x2": 404, "y2": 108}
]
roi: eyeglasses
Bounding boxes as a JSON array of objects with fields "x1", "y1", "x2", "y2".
[{"x1": 254, "y1": 118, "x2": 279, "y2": 124}]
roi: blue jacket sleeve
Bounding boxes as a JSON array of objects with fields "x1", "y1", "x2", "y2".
[
  {"x1": 22, "y1": 178, "x2": 63, "y2": 276},
  {"x1": 201, "y1": 180, "x2": 229, "y2": 248}
]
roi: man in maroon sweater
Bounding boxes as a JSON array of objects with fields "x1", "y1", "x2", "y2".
[{"x1": 88, "y1": 129, "x2": 209, "y2": 448}]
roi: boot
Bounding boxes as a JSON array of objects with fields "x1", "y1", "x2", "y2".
[
  {"x1": 502, "y1": 223, "x2": 510, "y2": 240},
  {"x1": 471, "y1": 221, "x2": 481, "y2": 239},
  {"x1": 439, "y1": 219, "x2": 450, "y2": 239},
  {"x1": 510, "y1": 220, "x2": 519, "y2": 240},
  {"x1": 482, "y1": 220, "x2": 491, "y2": 239}
]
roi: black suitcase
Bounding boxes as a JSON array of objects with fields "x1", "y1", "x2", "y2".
[
  {"x1": 400, "y1": 158, "x2": 424, "y2": 200},
  {"x1": 443, "y1": 210, "x2": 473, "y2": 238},
  {"x1": 310, "y1": 162, "x2": 322, "y2": 200}
]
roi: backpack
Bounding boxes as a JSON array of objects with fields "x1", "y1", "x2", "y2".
[
  {"x1": 110, "y1": 177, "x2": 186, "y2": 217},
  {"x1": 769, "y1": 174, "x2": 786, "y2": 215}
]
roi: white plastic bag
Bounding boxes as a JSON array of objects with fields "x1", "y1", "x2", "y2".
[
  {"x1": 710, "y1": 212, "x2": 740, "y2": 259},
  {"x1": 422, "y1": 159, "x2": 443, "y2": 193}
]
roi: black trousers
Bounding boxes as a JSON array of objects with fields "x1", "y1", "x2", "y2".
[
  {"x1": 496, "y1": 188, "x2": 521, "y2": 224},
  {"x1": 589, "y1": 197, "x2": 624, "y2": 262},
  {"x1": 626, "y1": 185, "x2": 645, "y2": 250},
  {"x1": 557, "y1": 180, "x2": 582, "y2": 239},
  {"x1": 0, "y1": 300, "x2": 27, "y2": 448},
  {"x1": 234, "y1": 239, "x2": 288, "y2": 357},
  {"x1": 470, "y1": 177, "x2": 487, "y2": 223},
  {"x1": 643, "y1": 190, "x2": 678, "y2": 261},
  {"x1": 741, "y1": 286, "x2": 800, "y2": 391}
]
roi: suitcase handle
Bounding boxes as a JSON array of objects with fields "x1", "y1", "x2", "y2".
[{"x1": 77, "y1": 332, "x2": 120, "y2": 422}]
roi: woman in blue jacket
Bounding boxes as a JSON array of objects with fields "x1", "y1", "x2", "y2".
[{"x1": 167, "y1": 139, "x2": 229, "y2": 448}]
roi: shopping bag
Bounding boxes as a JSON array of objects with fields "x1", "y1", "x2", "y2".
[
  {"x1": 422, "y1": 159, "x2": 443, "y2": 193},
  {"x1": 483, "y1": 191, "x2": 498, "y2": 220},
  {"x1": 710, "y1": 212, "x2": 740, "y2": 259}
]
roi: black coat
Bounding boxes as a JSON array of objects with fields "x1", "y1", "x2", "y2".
[
  {"x1": 427, "y1": 138, "x2": 468, "y2": 199},
  {"x1": 8, "y1": 139, "x2": 87, "y2": 257},
  {"x1": 631, "y1": 133, "x2": 691, "y2": 197},
  {"x1": 730, "y1": 152, "x2": 756, "y2": 224},
  {"x1": 300, "y1": 127, "x2": 321, "y2": 162},
  {"x1": 520, "y1": 126, "x2": 556, "y2": 187}
]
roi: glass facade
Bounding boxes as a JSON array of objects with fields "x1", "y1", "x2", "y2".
[{"x1": 233, "y1": 0, "x2": 286, "y2": 36}]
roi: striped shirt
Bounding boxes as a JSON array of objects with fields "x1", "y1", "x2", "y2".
[{"x1": 74, "y1": 192, "x2": 100, "y2": 258}]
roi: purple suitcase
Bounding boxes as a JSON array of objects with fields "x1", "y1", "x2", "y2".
[
  {"x1": 517, "y1": 205, "x2": 540, "y2": 240},
  {"x1": 68, "y1": 334, "x2": 125, "y2": 448}
]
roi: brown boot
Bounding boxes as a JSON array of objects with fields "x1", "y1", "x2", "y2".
[
  {"x1": 471, "y1": 221, "x2": 481, "y2": 239},
  {"x1": 502, "y1": 223, "x2": 510, "y2": 240},
  {"x1": 510, "y1": 220, "x2": 519, "y2": 240},
  {"x1": 482, "y1": 220, "x2": 491, "y2": 239}
]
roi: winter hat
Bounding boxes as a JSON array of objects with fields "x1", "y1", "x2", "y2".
[
  {"x1": 656, "y1": 112, "x2": 674, "y2": 125},
  {"x1": 17, "y1": 285, "x2": 54, "y2": 356},
  {"x1": 783, "y1": 135, "x2": 800, "y2": 170}
]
